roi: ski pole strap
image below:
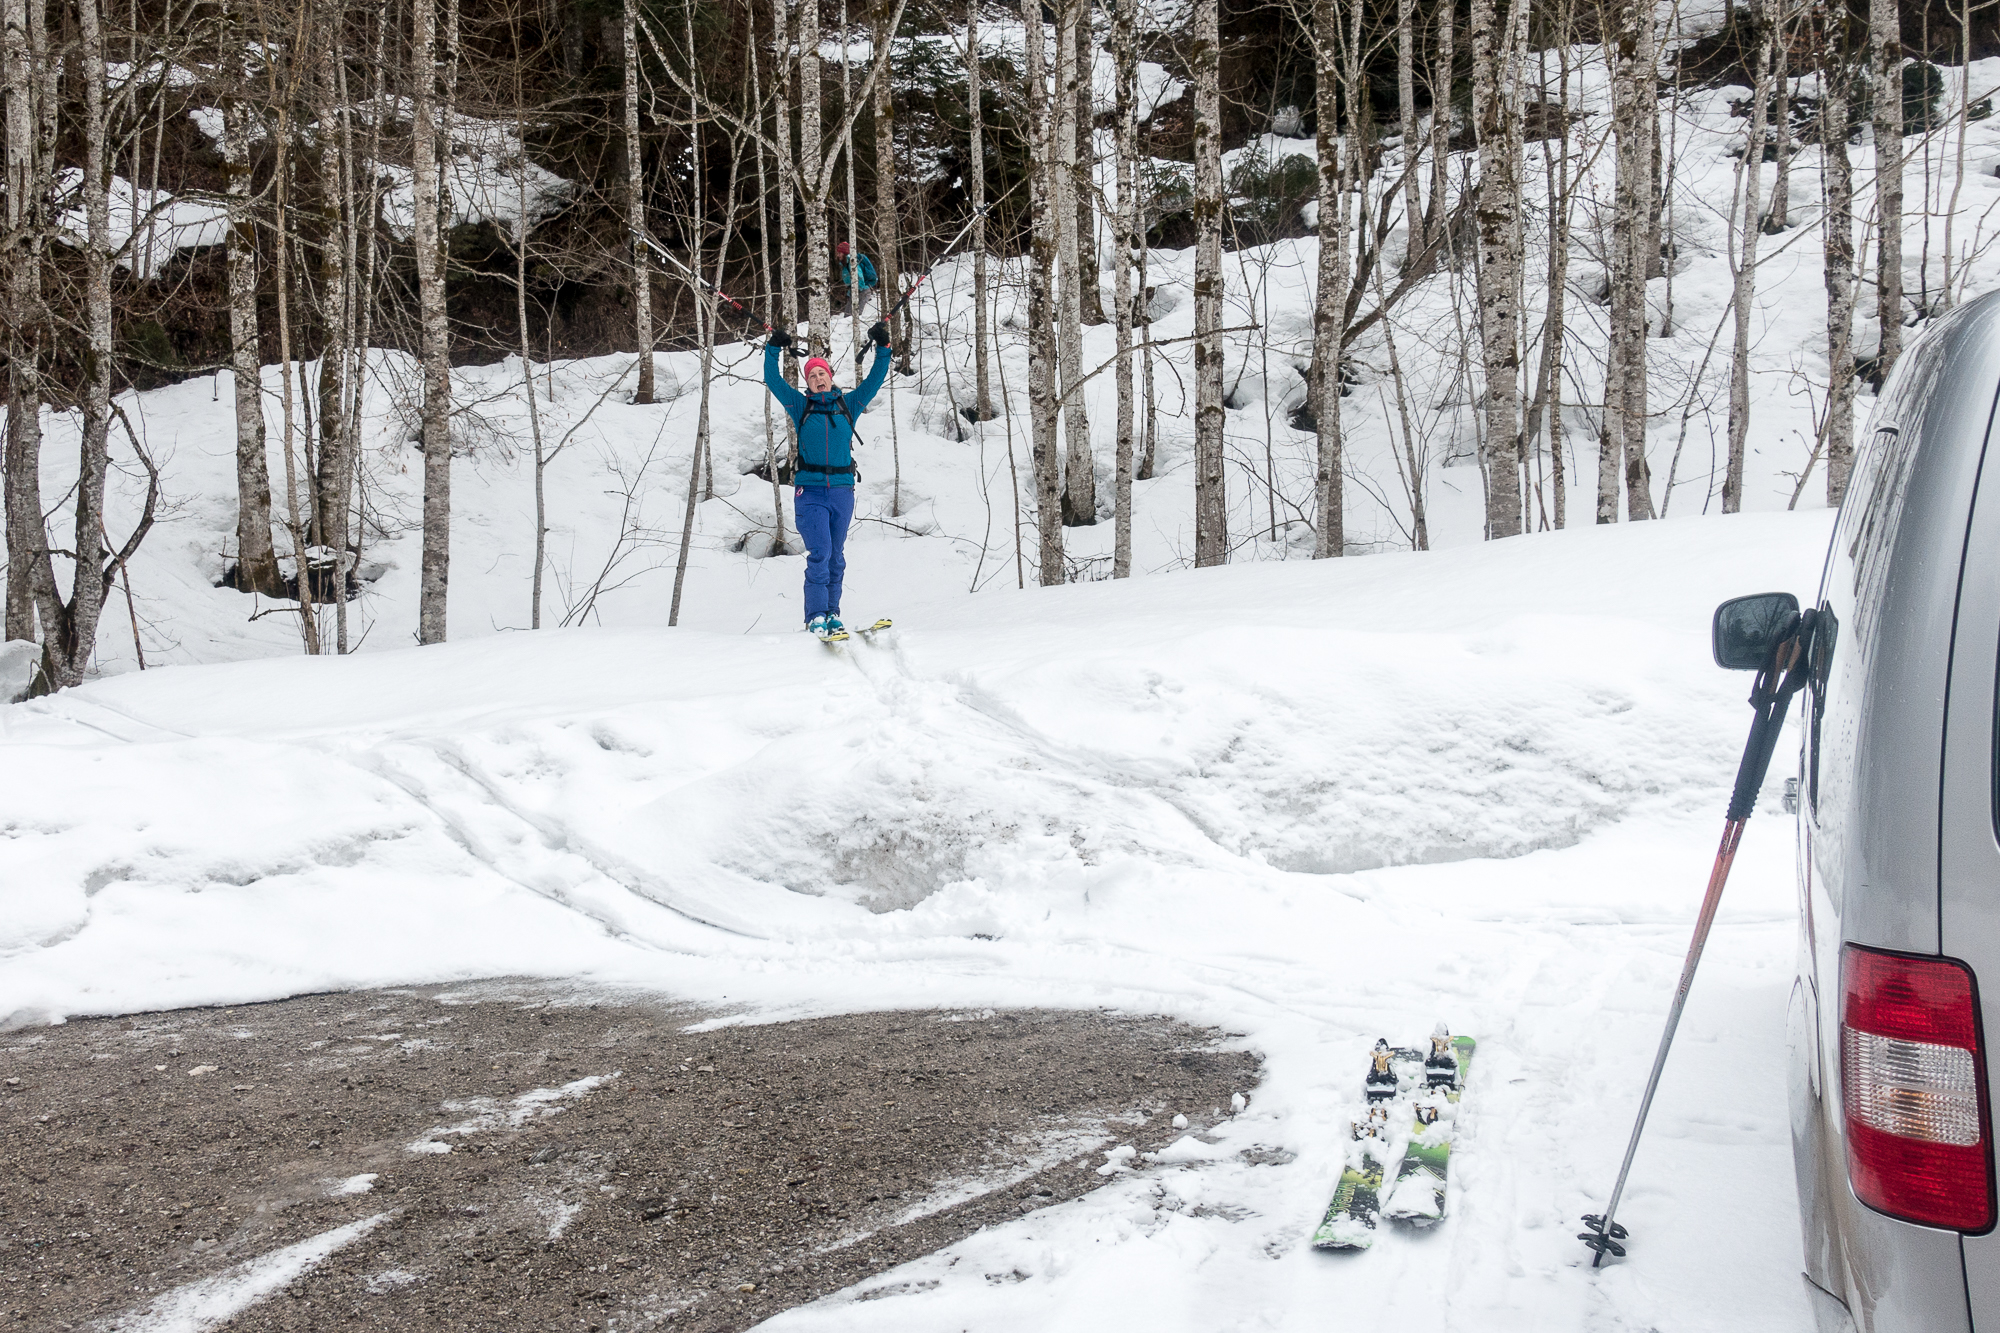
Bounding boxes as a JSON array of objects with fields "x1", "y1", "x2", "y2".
[{"x1": 1724, "y1": 610, "x2": 1819, "y2": 822}]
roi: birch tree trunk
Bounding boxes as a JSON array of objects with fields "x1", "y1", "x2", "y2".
[
  {"x1": 1870, "y1": 0, "x2": 1902, "y2": 380},
  {"x1": 969, "y1": 0, "x2": 993, "y2": 419},
  {"x1": 1056, "y1": 0, "x2": 1096, "y2": 525},
  {"x1": 1426, "y1": 1, "x2": 1452, "y2": 249},
  {"x1": 42, "y1": 0, "x2": 115, "y2": 688},
  {"x1": 1603, "y1": 0, "x2": 1656, "y2": 521},
  {"x1": 1764, "y1": 0, "x2": 1791, "y2": 231},
  {"x1": 1024, "y1": 0, "x2": 1064, "y2": 584},
  {"x1": 871, "y1": 0, "x2": 901, "y2": 352},
  {"x1": 1530, "y1": 39, "x2": 1574, "y2": 530},
  {"x1": 1112, "y1": 0, "x2": 1136, "y2": 575},
  {"x1": 413, "y1": 0, "x2": 453, "y2": 643},
  {"x1": 1309, "y1": 0, "x2": 1345, "y2": 558},
  {"x1": 218, "y1": 0, "x2": 281, "y2": 594},
  {"x1": 1823, "y1": 14, "x2": 1858, "y2": 505},
  {"x1": 1191, "y1": 0, "x2": 1226, "y2": 565},
  {"x1": 1724, "y1": 0, "x2": 1771, "y2": 514},
  {"x1": 774, "y1": 0, "x2": 800, "y2": 345},
  {"x1": 800, "y1": 0, "x2": 831, "y2": 348},
  {"x1": 624, "y1": 0, "x2": 655, "y2": 401},
  {"x1": 1397, "y1": 0, "x2": 1421, "y2": 246},
  {"x1": 312, "y1": 0, "x2": 351, "y2": 563},
  {"x1": 1472, "y1": 0, "x2": 1523, "y2": 538},
  {"x1": 2, "y1": 0, "x2": 48, "y2": 647},
  {"x1": 1075, "y1": 0, "x2": 1106, "y2": 327}
]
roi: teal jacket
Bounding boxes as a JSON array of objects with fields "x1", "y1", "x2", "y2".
[{"x1": 764, "y1": 342, "x2": 892, "y2": 488}]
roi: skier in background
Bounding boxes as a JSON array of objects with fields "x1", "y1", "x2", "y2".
[
  {"x1": 835, "y1": 241, "x2": 878, "y2": 316},
  {"x1": 764, "y1": 321, "x2": 893, "y2": 638}
]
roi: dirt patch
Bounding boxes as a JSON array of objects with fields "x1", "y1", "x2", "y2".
[{"x1": 0, "y1": 980, "x2": 1259, "y2": 1331}]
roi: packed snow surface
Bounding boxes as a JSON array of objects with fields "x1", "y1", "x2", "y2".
[{"x1": 2, "y1": 510, "x2": 1829, "y2": 1331}]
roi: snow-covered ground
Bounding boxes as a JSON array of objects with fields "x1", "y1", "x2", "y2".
[{"x1": 2, "y1": 508, "x2": 1832, "y2": 1331}]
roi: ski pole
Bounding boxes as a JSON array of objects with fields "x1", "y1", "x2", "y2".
[
  {"x1": 876, "y1": 177, "x2": 1024, "y2": 326},
  {"x1": 880, "y1": 203, "x2": 994, "y2": 325},
  {"x1": 634, "y1": 230, "x2": 797, "y2": 351},
  {"x1": 1580, "y1": 615, "x2": 1817, "y2": 1266}
]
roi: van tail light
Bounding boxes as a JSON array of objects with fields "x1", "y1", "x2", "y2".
[{"x1": 1841, "y1": 944, "x2": 1994, "y2": 1231}]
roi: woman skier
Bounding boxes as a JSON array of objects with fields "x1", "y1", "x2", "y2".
[
  {"x1": 835, "y1": 241, "x2": 878, "y2": 315},
  {"x1": 764, "y1": 321, "x2": 893, "y2": 638}
]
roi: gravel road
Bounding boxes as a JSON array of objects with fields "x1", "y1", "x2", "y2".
[{"x1": 1, "y1": 979, "x2": 1260, "y2": 1331}]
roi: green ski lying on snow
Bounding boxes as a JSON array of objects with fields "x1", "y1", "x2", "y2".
[{"x1": 1313, "y1": 1027, "x2": 1475, "y2": 1249}]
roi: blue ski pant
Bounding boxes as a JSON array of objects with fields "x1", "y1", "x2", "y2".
[{"x1": 795, "y1": 484, "x2": 854, "y2": 621}]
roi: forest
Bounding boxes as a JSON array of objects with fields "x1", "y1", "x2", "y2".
[{"x1": 0, "y1": 0, "x2": 1990, "y2": 690}]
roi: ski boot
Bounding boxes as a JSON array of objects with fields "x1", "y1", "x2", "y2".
[
  {"x1": 1365, "y1": 1038, "x2": 1400, "y2": 1104},
  {"x1": 1425, "y1": 1023, "x2": 1460, "y2": 1091}
]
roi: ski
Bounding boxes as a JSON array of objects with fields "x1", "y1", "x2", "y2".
[
  {"x1": 1311, "y1": 1040, "x2": 1422, "y2": 1250},
  {"x1": 1381, "y1": 1028, "x2": 1477, "y2": 1227},
  {"x1": 854, "y1": 617, "x2": 893, "y2": 640}
]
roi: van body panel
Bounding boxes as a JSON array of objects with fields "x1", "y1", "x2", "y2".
[
  {"x1": 1813, "y1": 297, "x2": 1998, "y2": 957},
  {"x1": 1838, "y1": 1224, "x2": 1973, "y2": 1333},
  {"x1": 1936, "y1": 299, "x2": 2000, "y2": 1332},
  {"x1": 1794, "y1": 292, "x2": 2000, "y2": 1332}
]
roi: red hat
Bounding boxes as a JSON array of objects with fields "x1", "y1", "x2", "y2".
[
  {"x1": 835, "y1": 241, "x2": 850, "y2": 256},
  {"x1": 803, "y1": 356, "x2": 833, "y2": 381}
]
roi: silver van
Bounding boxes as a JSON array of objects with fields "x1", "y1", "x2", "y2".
[{"x1": 1784, "y1": 290, "x2": 2000, "y2": 1333}]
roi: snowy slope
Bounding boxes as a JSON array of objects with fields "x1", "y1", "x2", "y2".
[{"x1": 2, "y1": 509, "x2": 1832, "y2": 1332}]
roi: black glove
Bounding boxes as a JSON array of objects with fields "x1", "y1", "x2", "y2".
[
  {"x1": 768, "y1": 327, "x2": 795, "y2": 349},
  {"x1": 868, "y1": 320, "x2": 891, "y2": 348}
]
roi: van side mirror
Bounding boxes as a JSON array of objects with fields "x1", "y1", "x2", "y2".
[{"x1": 1712, "y1": 592, "x2": 1801, "y2": 670}]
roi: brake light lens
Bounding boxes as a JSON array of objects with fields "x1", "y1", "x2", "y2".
[{"x1": 1841, "y1": 944, "x2": 1994, "y2": 1231}]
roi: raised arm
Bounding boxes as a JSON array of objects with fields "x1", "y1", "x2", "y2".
[
  {"x1": 845, "y1": 340, "x2": 893, "y2": 415},
  {"x1": 764, "y1": 341, "x2": 805, "y2": 414}
]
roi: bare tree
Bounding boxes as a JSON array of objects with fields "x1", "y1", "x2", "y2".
[
  {"x1": 36, "y1": 0, "x2": 116, "y2": 688},
  {"x1": 414, "y1": 0, "x2": 454, "y2": 643},
  {"x1": 1472, "y1": 0, "x2": 1524, "y2": 537},
  {"x1": 1023, "y1": 0, "x2": 1064, "y2": 583},
  {"x1": 1724, "y1": 0, "x2": 1773, "y2": 513},
  {"x1": 1397, "y1": 0, "x2": 1421, "y2": 244},
  {"x1": 1191, "y1": 0, "x2": 1226, "y2": 566},
  {"x1": 1056, "y1": 0, "x2": 1096, "y2": 525},
  {"x1": 311, "y1": 0, "x2": 353, "y2": 578},
  {"x1": 773, "y1": 0, "x2": 800, "y2": 343},
  {"x1": 1074, "y1": 0, "x2": 1106, "y2": 327},
  {"x1": 1426, "y1": 0, "x2": 1453, "y2": 249},
  {"x1": 3, "y1": 0, "x2": 47, "y2": 647},
  {"x1": 1764, "y1": 0, "x2": 1793, "y2": 231},
  {"x1": 799, "y1": 0, "x2": 832, "y2": 347},
  {"x1": 968, "y1": 0, "x2": 994, "y2": 419},
  {"x1": 1603, "y1": 0, "x2": 1657, "y2": 521},
  {"x1": 1112, "y1": 0, "x2": 1137, "y2": 575},
  {"x1": 1822, "y1": 2, "x2": 1858, "y2": 504},
  {"x1": 1869, "y1": 0, "x2": 1902, "y2": 380},
  {"x1": 873, "y1": 0, "x2": 902, "y2": 350},
  {"x1": 625, "y1": 0, "x2": 657, "y2": 401},
  {"x1": 217, "y1": 0, "x2": 282, "y2": 595},
  {"x1": 1309, "y1": 0, "x2": 1346, "y2": 558},
  {"x1": 1524, "y1": 38, "x2": 1576, "y2": 530}
]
